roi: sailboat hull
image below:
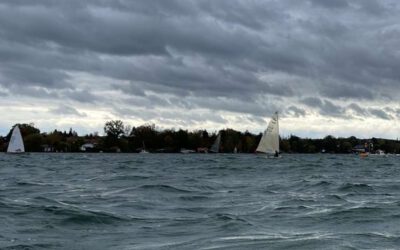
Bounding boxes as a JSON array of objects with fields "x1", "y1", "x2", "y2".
[{"x1": 256, "y1": 152, "x2": 281, "y2": 159}]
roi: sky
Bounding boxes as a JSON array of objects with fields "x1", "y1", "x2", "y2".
[{"x1": 1, "y1": 0, "x2": 400, "y2": 138}]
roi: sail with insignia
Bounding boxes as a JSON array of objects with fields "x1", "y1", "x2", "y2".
[{"x1": 256, "y1": 112, "x2": 279, "y2": 154}]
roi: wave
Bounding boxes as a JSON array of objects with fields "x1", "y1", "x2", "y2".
[
  {"x1": 214, "y1": 213, "x2": 253, "y2": 226},
  {"x1": 179, "y1": 195, "x2": 210, "y2": 201},
  {"x1": 206, "y1": 233, "x2": 341, "y2": 250},
  {"x1": 19, "y1": 197, "x2": 130, "y2": 225},
  {"x1": 278, "y1": 197, "x2": 317, "y2": 207},
  {"x1": 16, "y1": 181, "x2": 55, "y2": 187},
  {"x1": 273, "y1": 205, "x2": 311, "y2": 211},
  {"x1": 111, "y1": 174, "x2": 150, "y2": 181},
  {"x1": 325, "y1": 194, "x2": 347, "y2": 201},
  {"x1": 0, "y1": 243, "x2": 59, "y2": 250},
  {"x1": 328, "y1": 206, "x2": 383, "y2": 218},
  {"x1": 136, "y1": 184, "x2": 193, "y2": 193},
  {"x1": 59, "y1": 209, "x2": 126, "y2": 225},
  {"x1": 311, "y1": 180, "x2": 332, "y2": 187},
  {"x1": 338, "y1": 183, "x2": 375, "y2": 193}
]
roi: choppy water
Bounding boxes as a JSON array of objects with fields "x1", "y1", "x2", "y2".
[{"x1": 1, "y1": 153, "x2": 400, "y2": 249}]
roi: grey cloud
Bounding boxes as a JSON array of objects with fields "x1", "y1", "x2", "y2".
[
  {"x1": 356, "y1": 0, "x2": 388, "y2": 16},
  {"x1": 0, "y1": 0, "x2": 400, "y2": 125},
  {"x1": 113, "y1": 106, "x2": 227, "y2": 125},
  {"x1": 286, "y1": 106, "x2": 306, "y2": 117},
  {"x1": 61, "y1": 90, "x2": 99, "y2": 103},
  {"x1": 197, "y1": 0, "x2": 285, "y2": 30},
  {"x1": 368, "y1": 108, "x2": 393, "y2": 120},
  {"x1": 347, "y1": 104, "x2": 395, "y2": 120},
  {"x1": 7, "y1": 86, "x2": 59, "y2": 99},
  {"x1": 383, "y1": 107, "x2": 400, "y2": 118},
  {"x1": 320, "y1": 83, "x2": 374, "y2": 100},
  {"x1": 0, "y1": 90, "x2": 8, "y2": 97},
  {"x1": 321, "y1": 100, "x2": 344, "y2": 117},
  {"x1": 309, "y1": 0, "x2": 349, "y2": 8},
  {"x1": 301, "y1": 97, "x2": 323, "y2": 107},
  {"x1": 49, "y1": 104, "x2": 87, "y2": 117},
  {"x1": 347, "y1": 103, "x2": 368, "y2": 116},
  {"x1": 302, "y1": 97, "x2": 344, "y2": 117},
  {"x1": 0, "y1": 64, "x2": 71, "y2": 89}
]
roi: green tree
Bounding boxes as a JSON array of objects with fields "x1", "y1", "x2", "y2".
[
  {"x1": 6, "y1": 123, "x2": 40, "y2": 140},
  {"x1": 104, "y1": 120, "x2": 125, "y2": 138}
]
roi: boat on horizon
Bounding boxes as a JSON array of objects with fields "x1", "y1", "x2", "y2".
[
  {"x1": 7, "y1": 125, "x2": 25, "y2": 154},
  {"x1": 180, "y1": 148, "x2": 196, "y2": 154},
  {"x1": 256, "y1": 112, "x2": 280, "y2": 158},
  {"x1": 209, "y1": 132, "x2": 221, "y2": 153},
  {"x1": 140, "y1": 141, "x2": 149, "y2": 153}
]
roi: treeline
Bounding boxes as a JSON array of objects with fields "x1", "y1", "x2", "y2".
[{"x1": 1, "y1": 121, "x2": 400, "y2": 153}]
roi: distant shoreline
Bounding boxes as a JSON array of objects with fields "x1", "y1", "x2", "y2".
[{"x1": 1, "y1": 122, "x2": 399, "y2": 154}]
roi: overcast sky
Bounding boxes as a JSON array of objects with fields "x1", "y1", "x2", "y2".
[{"x1": 1, "y1": 0, "x2": 400, "y2": 138}]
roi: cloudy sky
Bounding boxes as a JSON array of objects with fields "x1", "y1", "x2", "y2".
[{"x1": 1, "y1": 0, "x2": 400, "y2": 138}]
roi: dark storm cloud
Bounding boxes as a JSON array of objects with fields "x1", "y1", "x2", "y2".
[{"x1": 0, "y1": 0, "x2": 399, "y2": 121}]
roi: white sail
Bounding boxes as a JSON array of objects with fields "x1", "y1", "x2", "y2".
[
  {"x1": 209, "y1": 133, "x2": 221, "y2": 153},
  {"x1": 256, "y1": 112, "x2": 279, "y2": 154},
  {"x1": 7, "y1": 126, "x2": 25, "y2": 153},
  {"x1": 140, "y1": 141, "x2": 149, "y2": 153}
]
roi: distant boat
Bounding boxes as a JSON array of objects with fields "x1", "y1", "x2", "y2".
[
  {"x1": 209, "y1": 132, "x2": 221, "y2": 153},
  {"x1": 233, "y1": 147, "x2": 238, "y2": 154},
  {"x1": 372, "y1": 149, "x2": 385, "y2": 155},
  {"x1": 140, "y1": 141, "x2": 149, "y2": 154},
  {"x1": 7, "y1": 126, "x2": 25, "y2": 153},
  {"x1": 180, "y1": 148, "x2": 196, "y2": 154},
  {"x1": 256, "y1": 112, "x2": 280, "y2": 157},
  {"x1": 369, "y1": 149, "x2": 387, "y2": 157}
]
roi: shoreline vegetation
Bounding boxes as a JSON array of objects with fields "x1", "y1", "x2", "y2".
[{"x1": 1, "y1": 120, "x2": 400, "y2": 154}]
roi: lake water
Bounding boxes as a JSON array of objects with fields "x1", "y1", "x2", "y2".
[{"x1": 1, "y1": 153, "x2": 400, "y2": 249}]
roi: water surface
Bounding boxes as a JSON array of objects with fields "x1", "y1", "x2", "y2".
[{"x1": 1, "y1": 153, "x2": 400, "y2": 249}]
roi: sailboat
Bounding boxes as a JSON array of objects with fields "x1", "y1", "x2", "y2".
[
  {"x1": 7, "y1": 125, "x2": 25, "y2": 153},
  {"x1": 209, "y1": 132, "x2": 221, "y2": 153},
  {"x1": 139, "y1": 141, "x2": 149, "y2": 153},
  {"x1": 256, "y1": 112, "x2": 280, "y2": 157}
]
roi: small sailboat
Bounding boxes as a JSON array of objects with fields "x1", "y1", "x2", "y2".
[
  {"x1": 256, "y1": 112, "x2": 280, "y2": 158},
  {"x1": 7, "y1": 125, "x2": 25, "y2": 153},
  {"x1": 139, "y1": 141, "x2": 149, "y2": 153},
  {"x1": 209, "y1": 132, "x2": 221, "y2": 153}
]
